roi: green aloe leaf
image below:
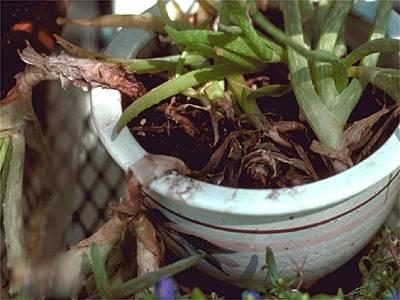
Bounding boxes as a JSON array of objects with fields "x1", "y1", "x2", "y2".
[
  {"x1": 281, "y1": 1, "x2": 343, "y2": 148},
  {"x1": 252, "y1": 8, "x2": 348, "y2": 93},
  {"x1": 348, "y1": 66, "x2": 400, "y2": 102},
  {"x1": 225, "y1": 1, "x2": 281, "y2": 62},
  {"x1": 111, "y1": 253, "x2": 203, "y2": 299},
  {"x1": 204, "y1": 80, "x2": 225, "y2": 100},
  {"x1": 343, "y1": 38, "x2": 400, "y2": 68},
  {"x1": 361, "y1": 0, "x2": 394, "y2": 67},
  {"x1": 191, "y1": 287, "x2": 206, "y2": 300},
  {"x1": 165, "y1": 26, "x2": 261, "y2": 70},
  {"x1": 165, "y1": 26, "x2": 258, "y2": 59},
  {"x1": 90, "y1": 243, "x2": 112, "y2": 300},
  {"x1": 227, "y1": 74, "x2": 268, "y2": 130},
  {"x1": 266, "y1": 247, "x2": 279, "y2": 286},
  {"x1": 248, "y1": 84, "x2": 291, "y2": 100},
  {"x1": 0, "y1": 136, "x2": 11, "y2": 173},
  {"x1": 0, "y1": 136, "x2": 12, "y2": 202},
  {"x1": 313, "y1": 1, "x2": 352, "y2": 100},
  {"x1": 116, "y1": 64, "x2": 242, "y2": 131},
  {"x1": 219, "y1": 24, "x2": 242, "y2": 34},
  {"x1": 127, "y1": 54, "x2": 207, "y2": 73},
  {"x1": 328, "y1": 0, "x2": 395, "y2": 129}
]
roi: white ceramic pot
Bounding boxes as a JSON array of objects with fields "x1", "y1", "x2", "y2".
[{"x1": 91, "y1": 3, "x2": 400, "y2": 290}]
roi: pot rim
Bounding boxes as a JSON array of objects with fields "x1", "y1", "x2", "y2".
[{"x1": 91, "y1": 2, "x2": 400, "y2": 216}]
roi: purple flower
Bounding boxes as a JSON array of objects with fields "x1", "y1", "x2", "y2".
[
  {"x1": 391, "y1": 291, "x2": 400, "y2": 300},
  {"x1": 155, "y1": 276, "x2": 177, "y2": 300},
  {"x1": 242, "y1": 290, "x2": 261, "y2": 300}
]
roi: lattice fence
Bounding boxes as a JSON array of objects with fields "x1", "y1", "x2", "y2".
[{"x1": 1, "y1": 1, "x2": 125, "y2": 294}]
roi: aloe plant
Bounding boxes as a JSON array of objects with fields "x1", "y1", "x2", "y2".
[
  {"x1": 277, "y1": 1, "x2": 395, "y2": 149},
  {"x1": 116, "y1": 0, "x2": 398, "y2": 172}
]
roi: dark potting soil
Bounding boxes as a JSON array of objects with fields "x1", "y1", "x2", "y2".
[{"x1": 123, "y1": 73, "x2": 398, "y2": 190}]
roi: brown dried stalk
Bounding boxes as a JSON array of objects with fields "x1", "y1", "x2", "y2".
[
  {"x1": 310, "y1": 140, "x2": 353, "y2": 167},
  {"x1": 10, "y1": 152, "x2": 187, "y2": 297},
  {"x1": 130, "y1": 154, "x2": 189, "y2": 187},
  {"x1": 12, "y1": 166, "x2": 167, "y2": 298},
  {"x1": 339, "y1": 107, "x2": 390, "y2": 154},
  {"x1": 69, "y1": 216, "x2": 127, "y2": 273},
  {"x1": 2, "y1": 42, "x2": 145, "y2": 105},
  {"x1": 356, "y1": 106, "x2": 400, "y2": 162},
  {"x1": 1, "y1": 39, "x2": 188, "y2": 297},
  {"x1": 2, "y1": 129, "x2": 26, "y2": 294},
  {"x1": 133, "y1": 214, "x2": 163, "y2": 276},
  {"x1": 384, "y1": 235, "x2": 400, "y2": 270},
  {"x1": 165, "y1": 100, "x2": 198, "y2": 137},
  {"x1": 274, "y1": 121, "x2": 307, "y2": 134},
  {"x1": 1, "y1": 42, "x2": 145, "y2": 295},
  {"x1": 112, "y1": 171, "x2": 163, "y2": 276},
  {"x1": 293, "y1": 143, "x2": 319, "y2": 181}
]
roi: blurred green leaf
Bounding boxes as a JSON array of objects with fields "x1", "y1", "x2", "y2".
[
  {"x1": 248, "y1": 84, "x2": 291, "y2": 100},
  {"x1": 0, "y1": 136, "x2": 12, "y2": 202},
  {"x1": 311, "y1": 294, "x2": 338, "y2": 300},
  {"x1": 205, "y1": 80, "x2": 225, "y2": 100},
  {"x1": 111, "y1": 253, "x2": 203, "y2": 299},
  {"x1": 227, "y1": 74, "x2": 268, "y2": 130},
  {"x1": 117, "y1": 64, "x2": 242, "y2": 131},
  {"x1": 348, "y1": 66, "x2": 400, "y2": 102},
  {"x1": 266, "y1": 247, "x2": 279, "y2": 286},
  {"x1": 0, "y1": 136, "x2": 11, "y2": 173},
  {"x1": 359, "y1": 256, "x2": 372, "y2": 278},
  {"x1": 165, "y1": 25, "x2": 262, "y2": 61},
  {"x1": 225, "y1": 1, "x2": 282, "y2": 63},
  {"x1": 191, "y1": 287, "x2": 206, "y2": 300},
  {"x1": 343, "y1": 38, "x2": 400, "y2": 68},
  {"x1": 136, "y1": 290, "x2": 156, "y2": 300},
  {"x1": 252, "y1": 7, "x2": 348, "y2": 92},
  {"x1": 90, "y1": 243, "x2": 112, "y2": 299}
]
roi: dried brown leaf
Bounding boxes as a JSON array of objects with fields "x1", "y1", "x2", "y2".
[
  {"x1": 7, "y1": 42, "x2": 146, "y2": 100},
  {"x1": 130, "y1": 154, "x2": 189, "y2": 188},
  {"x1": 70, "y1": 216, "x2": 126, "y2": 251},
  {"x1": 293, "y1": 144, "x2": 318, "y2": 180},
  {"x1": 246, "y1": 164, "x2": 270, "y2": 186},
  {"x1": 266, "y1": 127, "x2": 292, "y2": 148},
  {"x1": 274, "y1": 120, "x2": 306, "y2": 133},
  {"x1": 214, "y1": 98, "x2": 235, "y2": 120},
  {"x1": 310, "y1": 140, "x2": 353, "y2": 167},
  {"x1": 227, "y1": 138, "x2": 244, "y2": 160},
  {"x1": 339, "y1": 107, "x2": 390, "y2": 153},
  {"x1": 286, "y1": 168, "x2": 312, "y2": 186},
  {"x1": 132, "y1": 214, "x2": 163, "y2": 275},
  {"x1": 245, "y1": 152, "x2": 277, "y2": 178},
  {"x1": 165, "y1": 102, "x2": 198, "y2": 137},
  {"x1": 270, "y1": 151, "x2": 308, "y2": 174},
  {"x1": 202, "y1": 131, "x2": 240, "y2": 173},
  {"x1": 356, "y1": 105, "x2": 400, "y2": 162},
  {"x1": 111, "y1": 170, "x2": 143, "y2": 218}
]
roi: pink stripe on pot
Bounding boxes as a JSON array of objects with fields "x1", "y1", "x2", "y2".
[{"x1": 148, "y1": 170, "x2": 399, "y2": 235}]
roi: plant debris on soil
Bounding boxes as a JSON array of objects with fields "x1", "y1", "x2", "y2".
[{"x1": 127, "y1": 73, "x2": 399, "y2": 189}]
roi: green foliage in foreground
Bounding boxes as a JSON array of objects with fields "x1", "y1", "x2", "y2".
[{"x1": 83, "y1": 227, "x2": 399, "y2": 300}]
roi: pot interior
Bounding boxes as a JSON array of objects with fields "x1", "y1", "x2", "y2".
[{"x1": 91, "y1": 2, "x2": 400, "y2": 216}]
